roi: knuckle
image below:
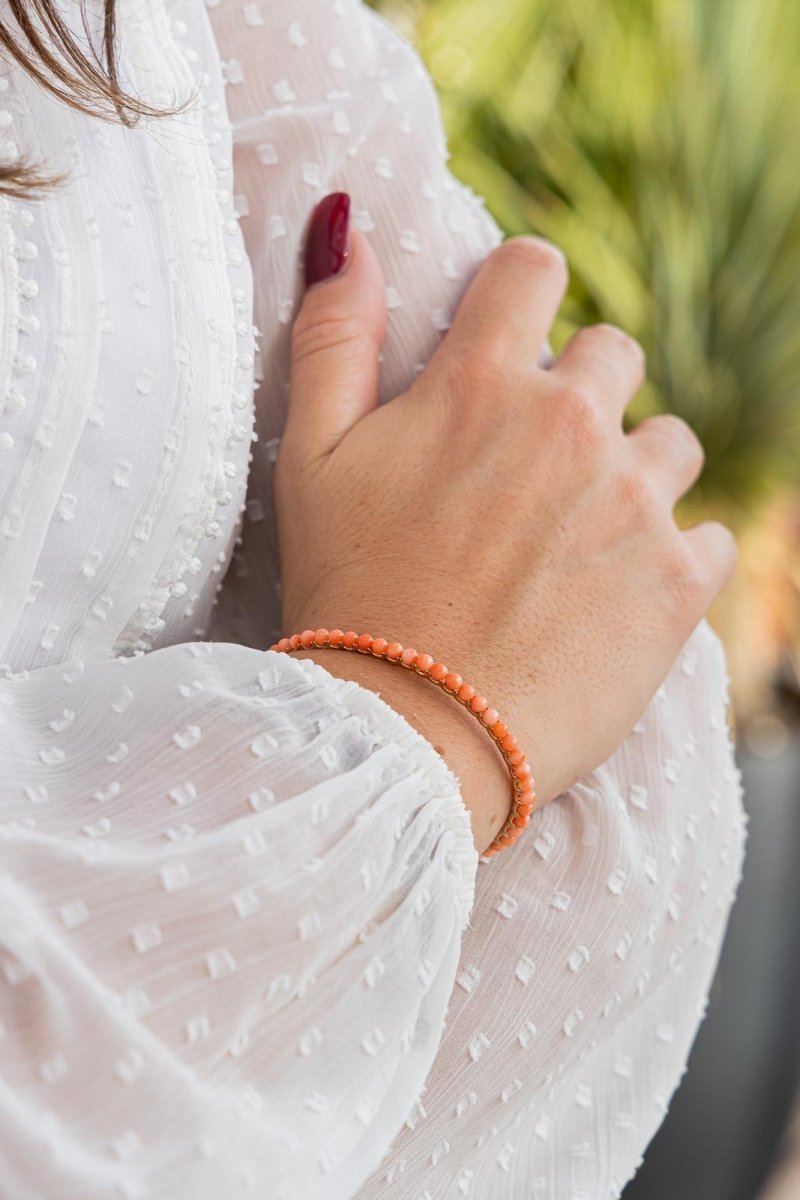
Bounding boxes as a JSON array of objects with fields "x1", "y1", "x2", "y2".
[
  {"x1": 591, "y1": 322, "x2": 646, "y2": 364},
  {"x1": 541, "y1": 384, "x2": 608, "y2": 477},
  {"x1": 453, "y1": 330, "x2": 526, "y2": 399},
  {"x1": 615, "y1": 466, "x2": 658, "y2": 522},
  {"x1": 707, "y1": 520, "x2": 739, "y2": 570},
  {"x1": 598, "y1": 322, "x2": 643, "y2": 355},
  {"x1": 663, "y1": 541, "x2": 706, "y2": 605},
  {"x1": 291, "y1": 305, "x2": 370, "y2": 364},
  {"x1": 444, "y1": 342, "x2": 504, "y2": 402},
  {"x1": 663, "y1": 524, "x2": 738, "y2": 611},
  {"x1": 659, "y1": 413, "x2": 704, "y2": 462},
  {"x1": 499, "y1": 235, "x2": 569, "y2": 284},
  {"x1": 556, "y1": 384, "x2": 605, "y2": 446}
]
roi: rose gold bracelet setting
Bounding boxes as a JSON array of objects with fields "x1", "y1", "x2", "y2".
[{"x1": 270, "y1": 628, "x2": 536, "y2": 856}]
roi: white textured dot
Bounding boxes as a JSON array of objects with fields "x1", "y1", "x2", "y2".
[
  {"x1": 563, "y1": 1009, "x2": 584, "y2": 1038},
  {"x1": 248, "y1": 786, "x2": 275, "y2": 812},
  {"x1": 173, "y1": 725, "x2": 201, "y2": 750},
  {"x1": 287, "y1": 20, "x2": 306, "y2": 46},
  {"x1": 567, "y1": 946, "x2": 590, "y2": 973},
  {"x1": 361, "y1": 1027, "x2": 386, "y2": 1057},
  {"x1": 115, "y1": 1048, "x2": 145, "y2": 1084},
  {"x1": 456, "y1": 964, "x2": 480, "y2": 993},
  {"x1": 517, "y1": 1021, "x2": 537, "y2": 1049},
  {"x1": 160, "y1": 862, "x2": 190, "y2": 891},
  {"x1": 515, "y1": 956, "x2": 536, "y2": 985},
  {"x1": 186, "y1": 1014, "x2": 211, "y2": 1045},
  {"x1": 468, "y1": 1032, "x2": 490, "y2": 1062},
  {"x1": 131, "y1": 924, "x2": 163, "y2": 953},
  {"x1": 273, "y1": 79, "x2": 297, "y2": 104},
  {"x1": 256, "y1": 142, "x2": 278, "y2": 165},
  {"x1": 298, "y1": 1027, "x2": 323, "y2": 1057},
  {"x1": 60, "y1": 900, "x2": 89, "y2": 929},
  {"x1": 607, "y1": 868, "x2": 628, "y2": 896},
  {"x1": 205, "y1": 948, "x2": 237, "y2": 979},
  {"x1": 168, "y1": 781, "x2": 197, "y2": 806},
  {"x1": 494, "y1": 893, "x2": 518, "y2": 919},
  {"x1": 38, "y1": 1052, "x2": 68, "y2": 1084},
  {"x1": 298, "y1": 911, "x2": 322, "y2": 941},
  {"x1": 243, "y1": 2, "x2": 264, "y2": 26}
]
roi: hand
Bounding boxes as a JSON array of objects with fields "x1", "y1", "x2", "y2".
[{"x1": 274, "y1": 195, "x2": 736, "y2": 852}]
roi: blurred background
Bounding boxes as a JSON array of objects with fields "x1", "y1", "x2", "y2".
[{"x1": 370, "y1": 1, "x2": 800, "y2": 1196}]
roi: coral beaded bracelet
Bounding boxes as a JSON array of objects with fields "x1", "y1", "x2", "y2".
[{"x1": 270, "y1": 629, "x2": 536, "y2": 856}]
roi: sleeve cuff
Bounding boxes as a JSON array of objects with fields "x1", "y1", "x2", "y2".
[{"x1": 278, "y1": 652, "x2": 479, "y2": 928}]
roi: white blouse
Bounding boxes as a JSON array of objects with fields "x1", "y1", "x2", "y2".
[{"x1": 0, "y1": 1, "x2": 747, "y2": 1198}]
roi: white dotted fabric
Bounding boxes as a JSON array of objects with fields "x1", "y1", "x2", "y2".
[
  {"x1": 0, "y1": 0, "x2": 255, "y2": 669},
  {"x1": 0, "y1": 0, "x2": 746, "y2": 1198}
]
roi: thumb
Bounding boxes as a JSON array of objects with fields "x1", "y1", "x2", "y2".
[{"x1": 284, "y1": 193, "x2": 387, "y2": 464}]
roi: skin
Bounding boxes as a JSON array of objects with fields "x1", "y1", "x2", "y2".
[{"x1": 275, "y1": 231, "x2": 737, "y2": 854}]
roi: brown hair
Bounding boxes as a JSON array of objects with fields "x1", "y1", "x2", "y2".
[{"x1": 0, "y1": 0, "x2": 194, "y2": 199}]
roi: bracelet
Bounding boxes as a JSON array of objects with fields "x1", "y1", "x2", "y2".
[{"x1": 269, "y1": 629, "x2": 536, "y2": 856}]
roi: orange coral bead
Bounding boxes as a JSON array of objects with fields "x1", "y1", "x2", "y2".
[{"x1": 278, "y1": 625, "x2": 536, "y2": 859}]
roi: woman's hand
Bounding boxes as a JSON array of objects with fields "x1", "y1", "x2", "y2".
[{"x1": 275, "y1": 196, "x2": 736, "y2": 852}]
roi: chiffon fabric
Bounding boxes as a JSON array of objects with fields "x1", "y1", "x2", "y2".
[{"x1": 0, "y1": 0, "x2": 746, "y2": 1196}]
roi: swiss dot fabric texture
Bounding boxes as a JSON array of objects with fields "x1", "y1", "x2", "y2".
[{"x1": 0, "y1": 1, "x2": 746, "y2": 1198}]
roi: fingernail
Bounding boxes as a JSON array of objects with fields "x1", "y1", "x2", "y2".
[{"x1": 304, "y1": 192, "x2": 351, "y2": 287}]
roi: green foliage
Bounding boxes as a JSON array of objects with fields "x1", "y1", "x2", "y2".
[{"x1": 374, "y1": 0, "x2": 800, "y2": 512}]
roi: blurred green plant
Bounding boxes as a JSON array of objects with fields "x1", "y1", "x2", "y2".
[{"x1": 373, "y1": 0, "x2": 800, "y2": 515}]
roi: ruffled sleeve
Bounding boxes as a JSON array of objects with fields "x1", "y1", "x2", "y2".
[{"x1": 0, "y1": 643, "x2": 477, "y2": 1200}]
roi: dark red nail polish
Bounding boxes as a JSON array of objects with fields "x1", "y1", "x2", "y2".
[{"x1": 304, "y1": 192, "x2": 351, "y2": 287}]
